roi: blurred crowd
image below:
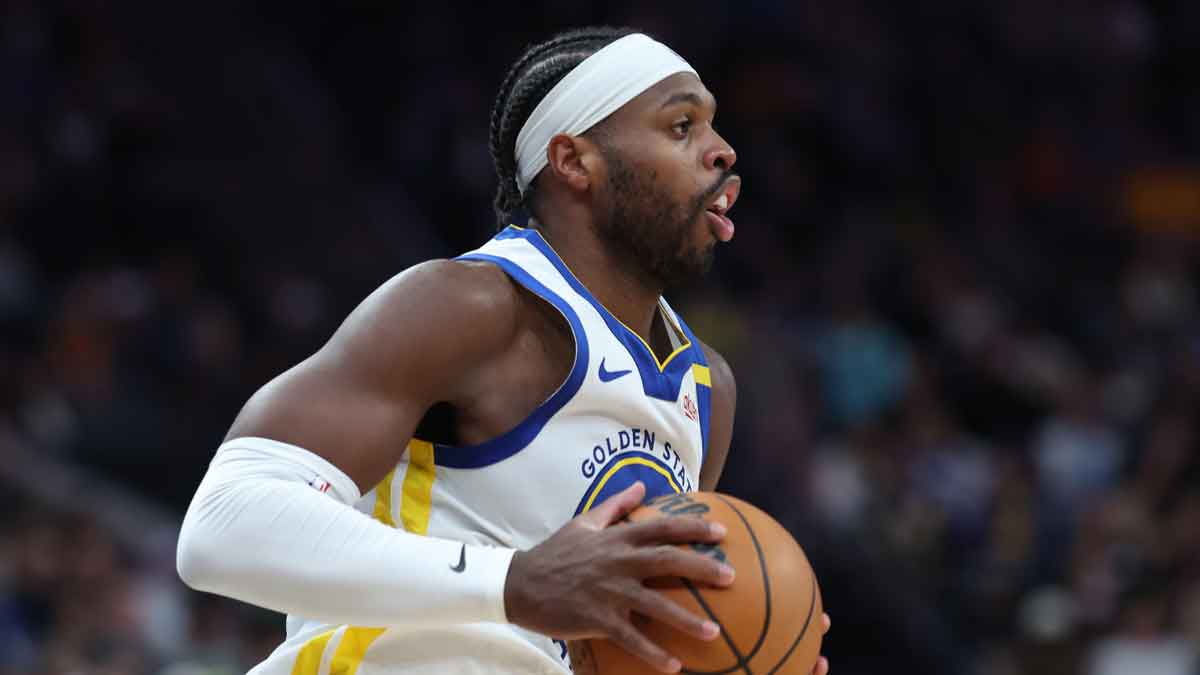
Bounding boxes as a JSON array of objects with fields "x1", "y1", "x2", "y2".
[{"x1": 3, "y1": 1, "x2": 1200, "y2": 673}]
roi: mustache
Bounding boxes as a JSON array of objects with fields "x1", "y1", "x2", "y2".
[{"x1": 692, "y1": 169, "x2": 740, "y2": 214}]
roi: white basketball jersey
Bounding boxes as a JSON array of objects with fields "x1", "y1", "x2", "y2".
[{"x1": 251, "y1": 226, "x2": 714, "y2": 675}]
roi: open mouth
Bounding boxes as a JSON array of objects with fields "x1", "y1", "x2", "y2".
[{"x1": 704, "y1": 177, "x2": 741, "y2": 242}]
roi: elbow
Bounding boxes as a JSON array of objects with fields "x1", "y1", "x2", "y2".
[
  {"x1": 176, "y1": 527, "x2": 208, "y2": 591},
  {"x1": 176, "y1": 512, "x2": 224, "y2": 592}
]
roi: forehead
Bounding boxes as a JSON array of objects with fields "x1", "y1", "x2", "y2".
[{"x1": 602, "y1": 72, "x2": 715, "y2": 126}]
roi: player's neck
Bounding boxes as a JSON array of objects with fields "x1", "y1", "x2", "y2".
[{"x1": 533, "y1": 219, "x2": 662, "y2": 345}]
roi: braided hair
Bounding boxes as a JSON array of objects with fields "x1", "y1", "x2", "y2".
[{"x1": 489, "y1": 26, "x2": 636, "y2": 229}]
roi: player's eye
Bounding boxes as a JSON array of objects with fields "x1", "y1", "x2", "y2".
[{"x1": 672, "y1": 117, "x2": 692, "y2": 138}]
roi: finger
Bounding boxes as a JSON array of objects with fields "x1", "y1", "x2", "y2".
[
  {"x1": 822, "y1": 613, "x2": 831, "y2": 634},
  {"x1": 580, "y1": 482, "x2": 647, "y2": 529},
  {"x1": 608, "y1": 617, "x2": 681, "y2": 673},
  {"x1": 627, "y1": 586, "x2": 722, "y2": 641},
  {"x1": 812, "y1": 656, "x2": 829, "y2": 675},
  {"x1": 630, "y1": 546, "x2": 735, "y2": 587},
  {"x1": 625, "y1": 513, "x2": 726, "y2": 546}
]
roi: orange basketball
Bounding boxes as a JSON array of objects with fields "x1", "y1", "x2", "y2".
[{"x1": 570, "y1": 491, "x2": 823, "y2": 675}]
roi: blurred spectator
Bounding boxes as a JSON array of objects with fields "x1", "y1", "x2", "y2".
[
  {"x1": 1033, "y1": 376, "x2": 1126, "y2": 549},
  {"x1": 1087, "y1": 587, "x2": 1199, "y2": 675}
]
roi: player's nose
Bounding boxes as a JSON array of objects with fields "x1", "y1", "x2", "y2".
[{"x1": 704, "y1": 135, "x2": 737, "y2": 173}]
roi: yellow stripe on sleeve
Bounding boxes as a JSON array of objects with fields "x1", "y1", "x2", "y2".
[
  {"x1": 372, "y1": 469, "x2": 397, "y2": 528},
  {"x1": 328, "y1": 627, "x2": 387, "y2": 675},
  {"x1": 290, "y1": 629, "x2": 336, "y2": 675},
  {"x1": 400, "y1": 440, "x2": 436, "y2": 535},
  {"x1": 692, "y1": 364, "x2": 712, "y2": 387}
]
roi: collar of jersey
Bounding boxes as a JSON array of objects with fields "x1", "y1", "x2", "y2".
[{"x1": 496, "y1": 225, "x2": 700, "y2": 402}]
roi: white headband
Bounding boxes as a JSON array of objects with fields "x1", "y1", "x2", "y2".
[{"x1": 514, "y1": 33, "x2": 698, "y2": 195}]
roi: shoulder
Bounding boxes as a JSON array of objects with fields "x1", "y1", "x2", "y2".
[
  {"x1": 226, "y1": 258, "x2": 526, "y2": 487},
  {"x1": 365, "y1": 258, "x2": 520, "y2": 327},
  {"x1": 327, "y1": 258, "x2": 524, "y2": 373},
  {"x1": 698, "y1": 341, "x2": 736, "y2": 404},
  {"x1": 696, "y1": 340, "x2": 737, "y2": 489}
]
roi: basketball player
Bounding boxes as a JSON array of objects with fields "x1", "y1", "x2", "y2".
[{"x1": 177, "y1": 27, "x2": 830, "y2": 674}]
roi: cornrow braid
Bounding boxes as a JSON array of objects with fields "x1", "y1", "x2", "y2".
[{"x1": 489, "y1": 26, "x2": 636, "y2": 230}]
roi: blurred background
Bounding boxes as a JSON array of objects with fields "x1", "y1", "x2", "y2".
[{"x1": 2, "y1": 1, "x2": 1200, "y2": 673}]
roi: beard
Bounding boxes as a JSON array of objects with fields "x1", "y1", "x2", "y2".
[{"x1": 595, "y1": 147, "x2": 726, "y2": 290}]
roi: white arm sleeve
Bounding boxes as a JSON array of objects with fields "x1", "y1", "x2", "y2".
[{"x1": 176, "y1": 437, "x2": 515, "y2": 628}]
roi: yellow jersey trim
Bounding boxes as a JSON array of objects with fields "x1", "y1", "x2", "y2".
[
  {"x1": 400, "y1": 440, "x2": 436, "y2": 535},
  {"x1": 580, "y1": 457, "x2": 683, "y2": 514},
  {"x1": 328, "y1": 626, "x2": 387, "y2": 675},
  {"x1": 290, "y1": 629, "x2": 336, "y2": 675},
  {"x1": 692, "y1": 364, "x2": 712, "y2": 387},
  {"x1": 371, "y1": 469, "x2": 397, "y2": 528}
]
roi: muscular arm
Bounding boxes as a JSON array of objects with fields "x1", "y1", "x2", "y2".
[
  {"x1": 227, "y1": 258, "x2": 520, "y2": 490},
  {"x1": 176, "y1": 259, "x2": 527, "y2": 628},
  {"x1": 697, "y1": 342, "x2": 736, "y2": 492}
]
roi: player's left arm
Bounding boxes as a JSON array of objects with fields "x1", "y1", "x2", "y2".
[
  {"x1": 696, "y1": 342, "x2": 832, "y2": 675},
  {"x1": 698, "y1": 342, "x2": 736, "y2": 492}
]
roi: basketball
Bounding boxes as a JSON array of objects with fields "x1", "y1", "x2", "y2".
[{"x1": 570, "y1": 491, "x2": 823, "y2": 675}]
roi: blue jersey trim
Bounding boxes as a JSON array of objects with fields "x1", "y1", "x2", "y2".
[
  {"x1": 498, "y1": 226, "x2": 700, "y2": 402},
  {"x1": 695, "y1": 384, "x2": 712, "y2": 466},
  {"x1": 676, "y1": 312, "x2": 711, "y2": 467},
  {"x1": 573, "y1": 451, "x2": 687, "y2": 516},
  {"x1": 433, "y1": 253, "x2": 590, "y2": 469}
]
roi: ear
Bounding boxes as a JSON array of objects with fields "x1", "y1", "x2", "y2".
[{"x1": 545, "y1": 133, "x2": 601, "y2": 194}]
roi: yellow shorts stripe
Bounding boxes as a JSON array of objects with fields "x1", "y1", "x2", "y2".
[
  {"x1": 328, "y1": 626, "x2": 387, "y2": 675},
  {"x1": 372, "y1": 469, "x2": 397, "y2": 528},
  {"x1": 692, "y1": 364, "x2": 712, "y2": 387},
  {"x1": 400, "y1": 440, "x2": 436, "y2": 535},
  {"x1": 290, "y1": 629, "x2": 336, "y2": 675},
  {"x1": 581, "y1": 457, "x2": 683, "y2": 514}
]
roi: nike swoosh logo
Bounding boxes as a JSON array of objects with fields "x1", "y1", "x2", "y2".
[
  {"x1": 449, "y1": 544, "x2": 466, "y2": 573},
  {"x1": 598, "y1": 358, "x2": 633, "y2": 383}
]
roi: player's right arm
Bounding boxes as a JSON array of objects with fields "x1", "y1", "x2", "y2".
[
  {"x1": 176, "y1": 259, "x2": 527, "y2": 629},
  {"x1": 222, "y1": 258, "x2": 518, "y2": 492},
  {"x1": 176, "y1": 259, "x2": 732, "y2": 673}
]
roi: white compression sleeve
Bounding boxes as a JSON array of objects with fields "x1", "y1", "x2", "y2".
[{"x1": 176, "y1": 437, "x2": 515, "y2": 628}]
